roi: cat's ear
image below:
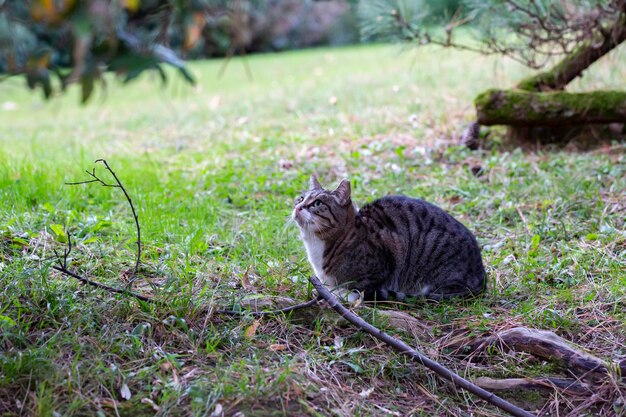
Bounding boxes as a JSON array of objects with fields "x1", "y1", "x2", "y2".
[
  {"x1": 310, "y1": 174, "x2": 322, "y2": 190},
  {"x1": 333, "y1": 179, "x2": 351, "y2": 204}
]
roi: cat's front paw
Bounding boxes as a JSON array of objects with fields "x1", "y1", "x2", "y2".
[{"x1": 335, "y1": 288, "x2": 363, "y2": 306}]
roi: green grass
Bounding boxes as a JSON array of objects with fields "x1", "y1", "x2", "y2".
[{"x1": 1, "y1": 43, "x2": 625, "y2": 416}]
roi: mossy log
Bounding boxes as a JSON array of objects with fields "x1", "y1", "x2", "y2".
[
  {"x1": 468, "y1": 6, "x2": 626, "y2": 142},
  {"x1": 475, "y1": 88, "x2": 626, "y2": 127}
]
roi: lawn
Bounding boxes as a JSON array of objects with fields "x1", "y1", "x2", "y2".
[{"x1": 0, "y1": 43, "x2": 625, "y2": 416}]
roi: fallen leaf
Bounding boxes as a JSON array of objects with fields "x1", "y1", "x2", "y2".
[
  {"x1": 120, "y1": 383, "x2": 131, "y2": 400},
  {"x1": 210, "y1": 403, "x2": 223, "y2": 417},
  {"x1": 359, "y1": 387, "x2": 375, "y2": 398},
  {"x1": 268, "y1": 344, "x2": 286, "y2": 351},
  {"x1": 245, "y1": 320, "x2": 261, "y2": 339},
  {"x1": 141, "y1": 398, "x2": 160, "y2": 411},
  {"x1": 334, "y1": 335, "x2": 343, "y2": 349},
  {"x1": 172, "y1": 367, "x2": 180, "y2": 388},
  {"x1": 471, "y1": 165, "x2": 484, "y2": 177},
  {"x1": 240, "y1": 272, "x2": 254, "y2": 290},
  {"x1": 160, "y1": 361, "x2": 172, "y2": 372},
  {"x1": 98, "y1": 398, "x2": 119, "y2": 408}
]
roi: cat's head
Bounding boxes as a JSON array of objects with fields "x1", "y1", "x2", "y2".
[{"x1": 293, "y1": 174, "x2": 353, "y2": 238}]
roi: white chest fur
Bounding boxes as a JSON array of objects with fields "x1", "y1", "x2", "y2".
[{"x1": 301, "y1": 233, "x2": 336, "y2": 287}]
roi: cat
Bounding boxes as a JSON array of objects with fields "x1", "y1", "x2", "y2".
[{"x1": 293, "y1": 174, "x2": 486, "y2": 302}]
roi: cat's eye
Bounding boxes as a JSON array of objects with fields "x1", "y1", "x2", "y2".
[
  {"x1": 295, "y1": 195, "x2": 304, "y2": 204},
  {"x1": 313, "y1": 199, "x2": 322, "y2": 207}
]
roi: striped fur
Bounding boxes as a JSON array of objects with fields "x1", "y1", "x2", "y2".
[{"x1": 293, "y1": 175, "x2": 486, "y2": 301}]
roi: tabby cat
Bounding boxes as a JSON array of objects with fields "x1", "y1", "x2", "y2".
[{"x1": 293, "y1": 175, "x2": 486, "y2": 301}]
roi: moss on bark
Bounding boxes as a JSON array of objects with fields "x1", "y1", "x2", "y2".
[{"x1": 475, "y1": 89, "x2": 626, "y2": 126}]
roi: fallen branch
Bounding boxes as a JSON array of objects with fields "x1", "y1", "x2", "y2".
[
  {"x1": 475, "y1": 89, "x2": 626, "y2": 127},
  {"x1": 49, "y1": 159, "x2": 154, "y2": 303},
  {"x1": 52, "y1": 265, "x2": 155, "y2": 303},
  {"x1": 51, "y1": 232, "x2": 155, "y2": 304},
  {"x1": 473, "y1": 377, "x2": 593, "y2": 396},
  {"x1": 57, "y1": 160, "x2": 326, "y2": 314},
  {"x1": 466, "y1": 327, "x2": 626, "y2": 377},
  {"x1": 308, "y1": 275, "x2": 536, "y2": 417}
]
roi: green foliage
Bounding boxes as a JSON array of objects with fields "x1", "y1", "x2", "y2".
[
  {"x1": 0, "y1": 0, "x2": 197, "y2": 102},
  {"x1": 358, "y1": 0, "x2": 463, "y2": 41},
  {"x1": 462, "y1": 0, "x2": 624, "y2": 67},
  {"x1": 358, "y1": 0, "x2": 426, "y2": 41},
  {"x1": 191, "y1": 0, "x2": 359, "y2": 57},
  {"x1": 357, "y1": 0, "x2": 626, "y2": 68},
  {"x1": 0, "y1": 0, "x2": 360, "y2": 102}
]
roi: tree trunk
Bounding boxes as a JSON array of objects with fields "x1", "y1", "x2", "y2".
[
  {"x1": 470, "y1": 7, "x2": 626, "y2": 143},
  {"x1": 475, "y1": 89, "x2": 626, "y2": 126},
  {"x1": 516, "y1": 13, "x2": 626, "y2": 91}
]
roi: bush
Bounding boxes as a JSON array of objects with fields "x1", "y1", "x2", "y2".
[{"x1": 186, "y1": 0, "x2": 359, "y2": 58}]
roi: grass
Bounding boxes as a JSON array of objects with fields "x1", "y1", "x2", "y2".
[{"x1": 1, "y1": 43, "x2": 625, "y2": 416}]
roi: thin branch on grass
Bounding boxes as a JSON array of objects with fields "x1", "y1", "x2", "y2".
[
  {"x1": 57, "y1": 158, "x2": 322, "y2": 313},
  {"x1": 51, "y1": 265, "x2": 155, "y2": 303},
  {"x1": 51, "y1": 231, "x2": 155, "y2": 303},
  {"x1": 308, "y1": 275, "x2": 536, "y2": 417},
  {"x1": 49, "y1": 159, "x2": 154, "y2": 303},
  {"x1": 66, "y1": 159, "x2": 141, "y2": 277}
]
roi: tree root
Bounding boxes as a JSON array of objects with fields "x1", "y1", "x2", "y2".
[
  {"x1": 473, "y1": 377, "x2": 593, "y2": 396},
  {"x1": 463, "y1": 327, "x2": 626, "y2": 378}
]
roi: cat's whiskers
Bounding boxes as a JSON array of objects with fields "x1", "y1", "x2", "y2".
[{"x1": 283, "y1": 213, "x2": 298, "y2": 233}]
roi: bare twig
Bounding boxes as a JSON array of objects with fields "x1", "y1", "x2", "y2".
[
  {"x1": 59, "y1": 157, "x2": 323, "y2": 314},
  {"x1": 308, "y1": 275, "x2": 536, "y2": 417},
  {"x1": 217, "y1": 0, "x2": 254, "y2": 81},
  {"x1": 66, "y1": 159, "x2": 141, "y2": 276},
  {"x1": 386, "y1": 0, "x2": 626, "y2": 70},
  {"x1": 49, "y1": 160, "x2": 154, "y2": 303}
]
